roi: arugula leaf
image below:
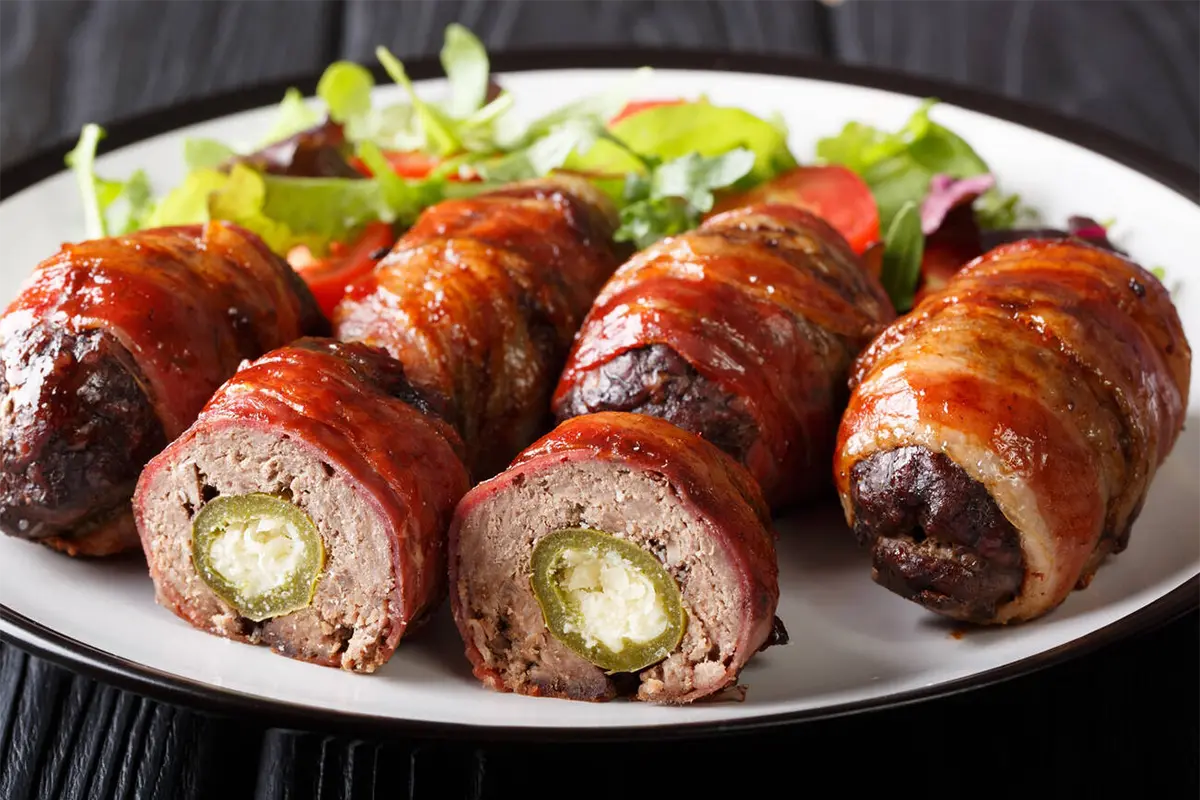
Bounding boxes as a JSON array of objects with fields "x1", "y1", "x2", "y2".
[
  {"x1": 317, "y1": 61, "x2": 375, "y2": 124},
  {"x1": 260, "y1": 88, "x2": 321, "y2": 145},
  {"x1": 65, "y1": 124, "x2": 110, "y2": 238},
  {"x1": 440, "y1": 23, "x2": 489, "y2": 118},
  {"x1": 817, "y1": 99, "x2": 1022, "y2": 233},
  {"x1": 614, "y1": 148, "x2": 756, "y2": 249},
  {"x1": 376, "y1": 46, "x2": 461, "y2": 156},
  {"x1": 878, "y1": 200, "x2": 925, "y2": 312},
  {"x1": 184, "y1": 138, "x2": 236, "y2": 171}
]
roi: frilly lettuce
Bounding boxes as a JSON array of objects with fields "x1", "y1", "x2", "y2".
[
  {"x1": 65, "y1": 124, "x2": 156, "y2": 238},
  {"x1": 65, "y1": 24, "x2": 794, "y2": 257},
  {"x1": 816, "y1": 98, "x2": 1025, "y2": 233},
  {"x1": 569, "y1": 99, "x2": 796, "y2": 187}
]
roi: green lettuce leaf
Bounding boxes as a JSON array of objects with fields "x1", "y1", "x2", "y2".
[
  {"x1": 503, "y1": 66, "x2": 654, "y2": 150},
  {"x1": 316, "y1": 61, "x2": 375, "y2": 124},
  {"x1": 817, "y1": 99, "x2": 1021, "y2": 232},
  {"x1": 475, "y1": 117, "x2": 609, "y2": 183},
  {"x1": 354, "y1": 141, "x2": 439, "y2": 222},
  {"x1": 183, "y1": 138, "x2": 236, "y2": 171},
  {"x1": 572, "y1": 100, "x2": 796, "y2": 187},
  {"x1": 65, "y1": 123, "x2": 110, "y2": 238},
  {"x1": 203, "y1": 164, "x2": 397, "y2": 254},
  {"x1": 376, "y1": 46, "x2": 461, "y2": 156},
  {"x1": 878, "y1": 200, "x2": 925, "y2": 312},
  {"x1": 615, "y1": 148, "x2": 755, "y2": 249},
  {"x1": 440, "y1": 23, "x2": 489, "y2": 118},
  {"x1": 260, "y1": 88, "x2": 321, "y2": 145},
  {"x1": 65, "y1": 124, "x2": 159, "y2": 238},
  {"x1": 145, "y1": 168, "x2": 229, "y2": 227}
]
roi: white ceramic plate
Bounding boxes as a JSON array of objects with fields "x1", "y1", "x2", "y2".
[{"x1": 1, "y1": 53, "x2": 1197, "y2": 739}]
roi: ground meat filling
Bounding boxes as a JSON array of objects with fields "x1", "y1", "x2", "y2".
[
  {"x1": 0, "y1": 324, "x2": 165, "y2": 541},
  {"x1": 556, "y1": 344, "x2": 758, "y2": 462},
  {"x1": 849, "y1": 446, "x2": 1026, "y2": 623}
]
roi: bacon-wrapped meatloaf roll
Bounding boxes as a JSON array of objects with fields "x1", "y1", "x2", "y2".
[
  {"x1": 836, "y1": 239, "x2": 1191, "y2": 625},
  {"x1": 450, "y1": 412, "x2": 784, "y2": 704},
  {"x1": 334, "y1": 176, "x2": 619, "y2": 479},
  {"x1": 0, "y1": 223, "x2": 327, "y2": 556},
  {"x1": 553, "y1": 205, "x2": 895, "y2": 510},
  {"x1": 134, "y1": 339, "x2": 469, "y2": 672}
]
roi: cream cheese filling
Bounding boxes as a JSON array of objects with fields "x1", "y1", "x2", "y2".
[
  {"x1": 556, "y1": 547, "x2": 669, "y2": 652},
  {"x1": 206, "y1": 516, "x2": 308, "y2": 597}
]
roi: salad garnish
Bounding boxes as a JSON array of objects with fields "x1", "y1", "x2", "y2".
[
  {"x1": 879, "y1": 200, "x2": 925, "y2": 313},
  {"x1": 63, "y1": 23, "x2": 1144, "y2": 315}
]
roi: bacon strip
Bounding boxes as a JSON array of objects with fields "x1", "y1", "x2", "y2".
[
  {"x1": 1, "y1": 222, "x2": 327, "y2": 555},
  {"x1": 835, "y1": 239, "x2": 1191, "y2": 623},
  {"x1": 334, "y1": 176, "x2": 619, "y2": 479},
  {"x1": 554, "y1": 204, "x2": 895, "y2": 508}
]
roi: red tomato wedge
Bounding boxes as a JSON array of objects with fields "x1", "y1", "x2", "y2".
[
  {"x1": 609, "y1": 98, "x2": 686, "y2": 125},
  {"x1": 345, "y1": 149, "x2": 484, "y2": 181},
  {"x1": 709, "y1": 165, "x2": 881, "y2": 254},
  {"x1": 288, "y1": 221, "x2": 396, "y2": 319}
]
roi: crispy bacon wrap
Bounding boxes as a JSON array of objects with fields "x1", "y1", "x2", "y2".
[
  {"x1": 0, "y1": 223, "x2": 327, "y2": 555},
  {"x1": 134, "y1": 339, "x2": 470, "y2": 672},
  {"x1": 449, "y1": 411, "x2": 783, "y2": 704},
  {"x1": 334, "y1": 175, "x2": 619, "y2": 479},
  {"x1": 553, "y1": 205, "x2": 895, "y2": 509},
  {"x1": 835, "y1": 239, "x2": 1191, "y2": 624}
]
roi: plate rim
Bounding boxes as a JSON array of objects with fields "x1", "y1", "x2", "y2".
[{"x1": 1, "y1": 47, "x2": 1197, "y2": 742}]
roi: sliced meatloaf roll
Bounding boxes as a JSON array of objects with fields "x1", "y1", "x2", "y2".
[
  {"x1": 553, "y1": 204, "x2": 895, "y2": 510},
  {"x1": 450, "y1": 412, "x2": 784, "y2": 704},
  {"x1": 134, "y1": 339, "x2": 470, "y2": 672},
  {"x1": 836, "y1": 239, "x2": 1192, "y2": 624},
  {"x1": 333, "y1": 175, "x2": 619, "y2": 480},
  {"x1": 0, "y1": 222, "x2": 327, "y2": 556}
]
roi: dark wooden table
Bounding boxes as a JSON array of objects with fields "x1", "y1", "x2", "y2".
[{"x1": 1, "y1": 2, "x2": 1197, "y2": 798}]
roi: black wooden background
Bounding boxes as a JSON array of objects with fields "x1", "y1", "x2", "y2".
[{"x1": 1, "y1": 1, "x2": 1197, "y2": 798}]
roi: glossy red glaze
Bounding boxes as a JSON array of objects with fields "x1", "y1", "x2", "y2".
[
  {"x1": 449, "y1": 411, "x2": 779, "y2": 702},
  {"x1": 136, "y1": 339, "x2": 471, "y2": 664},
  {"x1": 334, "y1": 177, "x2": 619, "y2": 480},
  {"x1": 4, "y1": 222, "x2": 326, "y2": 438},
  {"x1": 553, "y1": 204, "x2": 895, "y2": 509},
  {"x1": 836, "y1": 238, "x2": 1191, "y2": 622}
]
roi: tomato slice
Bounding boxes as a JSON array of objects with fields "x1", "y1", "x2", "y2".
[
  {"x1": 710, "y1": 165, "x2": 881, "y2": 254},
  {"x1": 350, "y1": 150, "x2": 443, "y2": 180},
  {"x1": 609, "y1": 98, "x2": 686, "y2": 125},
  {"x1": 288, "y1": 221, "x2": 396, "y2": 318}
]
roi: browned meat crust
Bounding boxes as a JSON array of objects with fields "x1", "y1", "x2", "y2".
[
  {"x1": 553, "y1": 343, "x2": 759, "y2": 462},
  {"x1": 849, "y1": 446, "x2": 1025, "y2": 623},
  {"x1": 0, "y1": 324, "x2": 165, "y2": 552}
]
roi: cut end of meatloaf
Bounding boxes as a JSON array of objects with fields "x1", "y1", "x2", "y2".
[
  {"x1": 0, "y1": 321, "x2": 165, "y2": 554},
  {"x1": 848, "y1": 446, "x2": 1026, "y2": 624},
  {"x1": 452, "y1": 459, "x2": 751, "y2": 704},
  {"x1": 554, "y1": 344, "x2": 759, "y2": 464},
  {"x1": 136, "y1": 423, "x2": 398, "y2": 672}
]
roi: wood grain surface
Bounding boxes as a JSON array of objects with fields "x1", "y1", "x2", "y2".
[{"x1": 0, "y1": 1, "x2": 1197, "y2": 798}]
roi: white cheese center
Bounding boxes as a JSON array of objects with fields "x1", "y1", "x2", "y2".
[
  {"x1": 207, "y1": 516, "x2": 307, "y2": 597},
  {"x1": 558, "y1": 547, "x2": 669, "y2": 652}
]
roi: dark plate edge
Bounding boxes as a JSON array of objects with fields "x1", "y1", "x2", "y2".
[{"x1": 0, "y1": 47, "x2": 1197, "y2": 742}]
